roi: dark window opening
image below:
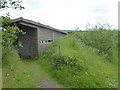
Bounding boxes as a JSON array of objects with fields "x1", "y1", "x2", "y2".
[{"x1": 39, "y1": 39, "x2": 53, "y2": 44}]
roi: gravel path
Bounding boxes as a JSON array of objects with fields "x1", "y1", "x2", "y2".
[
  {"x1": 25, "y1": 62, "x2": 61, "y2": 88},
  {"x1": 38, "y1": 78, "x2": 57, "y2": 88}
]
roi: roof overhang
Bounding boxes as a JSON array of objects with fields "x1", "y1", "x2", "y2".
[{"x1": 12, "y1": 17, "x2": 67, "y2": 35}]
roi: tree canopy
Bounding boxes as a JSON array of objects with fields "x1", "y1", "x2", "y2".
[{"x1": 0, "y1": 0, "x2": 24, "y2": 10}]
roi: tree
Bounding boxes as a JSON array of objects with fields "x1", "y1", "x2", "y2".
[
  {"x1": 0, "y1": 0, "x2": 24, "y2": 10},
  {"x1": 0, "y1": 0, "x2": 25, "y2": 48}
]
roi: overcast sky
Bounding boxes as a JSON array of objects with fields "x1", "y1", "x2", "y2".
[{"x1": 0, "y1": 0, "x2": 119, "y2": 30}]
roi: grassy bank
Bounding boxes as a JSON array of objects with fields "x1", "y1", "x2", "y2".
[
  {"x1": 2, "y1": 47, "x2": 38, "y2": 88},
  {"x1": 33, "y1": 29, "x2": 118, "y2": 88},
  {"x1": 2, "y1": 47, "x2": 62, "y2": 88},
  {"x1": 0, "y1": 30, "x2": 2, "y2": 89}
]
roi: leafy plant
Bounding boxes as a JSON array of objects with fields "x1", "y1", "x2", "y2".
[
  {"x1": 0, "y1": 15, "x2": 26, "y2": 59},
  {"x1": 1, "y1": 16, "x2": 26, "y2": 48},
  {"x1": 53, "y1": 54, "x2": 77, "y2": 70}
]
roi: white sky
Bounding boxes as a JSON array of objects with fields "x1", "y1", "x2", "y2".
[{"x1": 0, "y1": 0, "x2": 119, "y2": 30}]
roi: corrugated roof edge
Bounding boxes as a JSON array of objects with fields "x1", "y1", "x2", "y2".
[{"x1": 12, "y1": 17, "x2": 67, "y2": 34}]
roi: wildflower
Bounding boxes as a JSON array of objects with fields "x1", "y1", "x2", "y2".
[{"x1": 85, "y1": 72, "x2": 88, "y2": 75}]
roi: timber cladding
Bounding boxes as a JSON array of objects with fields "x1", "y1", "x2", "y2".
[{"x1": 12, "y1": 17, "x2": 67, "y2": 57}]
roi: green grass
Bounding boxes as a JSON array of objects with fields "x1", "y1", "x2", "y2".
[
  {"x1": 2, "y1": 47, "x2": 38, "y2": 88},
  {"x1": 32, "y1": 30, "x2": 118, "y2": 88},
  {"x1": 2, "y1": 29, "x2": 118, "y2": 88},
  {"x1": 2, "y1": 47, "x2": 62, "y2": 88},
  {"x1": 0, "y1": 30, "x2": 2, "y2": 89}
]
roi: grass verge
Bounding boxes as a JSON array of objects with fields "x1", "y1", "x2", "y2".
[
  {"x1": 2, "y1": 47, "x2": 38, "y2": 88},
  {"x1": 32, "y1": 30, "x2": 118, "y2": 88}
]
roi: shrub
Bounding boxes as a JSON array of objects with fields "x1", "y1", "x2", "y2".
[{"x1": 53, "y1": 54, "x2": 77, "y2": 70}]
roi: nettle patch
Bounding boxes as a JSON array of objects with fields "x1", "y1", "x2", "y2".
[{"x1": 52, "y1": 54, "x2": 85, "y2": 72}]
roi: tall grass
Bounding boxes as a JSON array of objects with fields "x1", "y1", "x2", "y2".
[
  {"x1": 0, "y1": 30, "x2": 2, "y2": 89},
  {"x1": 2, "y1": 47, "x2": 38, "y2": 88},
  {"x1": 34, "y1": 29, "x2": 118, "y2": 88}
]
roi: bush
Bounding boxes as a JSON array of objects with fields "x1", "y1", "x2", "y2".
[
  {"x1": 53, "y1": 54, "x2": 77, "y2": 70},
  {"x1": 0, "y1": 16, "x2": 26, "y2": 48}
]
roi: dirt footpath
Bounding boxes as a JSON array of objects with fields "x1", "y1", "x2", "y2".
[{"x1": 25, "y1": 62, "x2": 62, "y2": 88}]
